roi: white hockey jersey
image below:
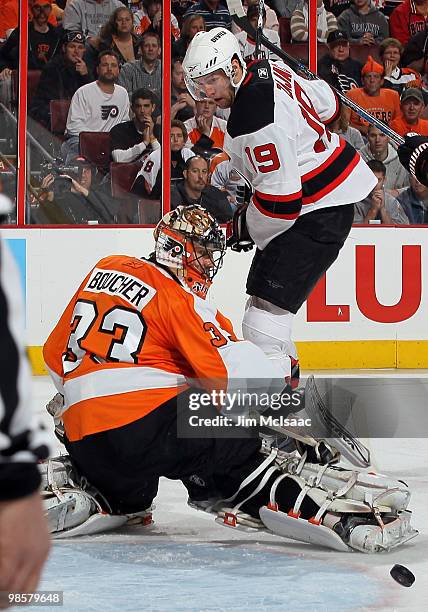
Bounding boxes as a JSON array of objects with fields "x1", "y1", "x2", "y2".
[
  {"x1": 224, "y1": 60, "x2": 377, "y2": 249},
  {"x1": 136, "y1": 146, "x2": 195, "y2": 193}
]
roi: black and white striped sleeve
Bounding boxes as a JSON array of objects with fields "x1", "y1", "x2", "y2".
[{"x1": 0, "y1": 220, "x2": 51, "y2": 501}]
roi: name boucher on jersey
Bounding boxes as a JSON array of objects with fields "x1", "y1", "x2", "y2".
[
  {"x1": 224, "y1": 60, "x2": 378, "y2": 250},
  {"x1": 43, "y1": 255, "x2": 281, "y2": 441}
]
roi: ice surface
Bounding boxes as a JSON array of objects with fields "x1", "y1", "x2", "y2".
[{"x1": 32, "y1": 375, "x2": 428, "y2": 612}]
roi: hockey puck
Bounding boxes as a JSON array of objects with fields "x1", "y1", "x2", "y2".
[{"x1": 390, "y1": 564, "x2": 415, "y2": 587}]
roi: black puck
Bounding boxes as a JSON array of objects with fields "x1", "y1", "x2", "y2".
[{"x1": 390, "y1": 564, "x2": 415, "y2": 587}]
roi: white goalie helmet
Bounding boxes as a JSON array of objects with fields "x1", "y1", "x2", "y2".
[{"x1": 183, "y1": 27, "x2": 246, "y2": 101}]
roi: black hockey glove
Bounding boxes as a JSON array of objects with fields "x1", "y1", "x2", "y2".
[
  {"x1": 226, "y1": 202, "x2": 255, "y2": 252},
  {"x1": 397, "y1": 134, "x2": 428, "y2": 187}
]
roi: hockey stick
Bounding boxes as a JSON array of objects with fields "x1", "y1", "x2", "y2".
[
  {"x1": 225, "y1": 0, "x2": 405, "y2": 147},
  {"x1": 254, "y1": 0, "x2": 264, "y2": 59}
]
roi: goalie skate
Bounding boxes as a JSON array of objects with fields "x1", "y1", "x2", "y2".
[{"x1": 40, "y1": 456, "x2": 153, "y2": 538}]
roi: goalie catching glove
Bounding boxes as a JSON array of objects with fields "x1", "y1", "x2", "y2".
[{"x1": 398, "y1": 134, "x2": 428, "y2": 187}]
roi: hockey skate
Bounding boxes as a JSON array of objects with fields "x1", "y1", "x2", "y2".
[
  {"x1": 39, "y1": 456, "x2": 154, "y2": 538},
  {"x1": 200, "y1": 437, "x2": 418, "y2": 553}
]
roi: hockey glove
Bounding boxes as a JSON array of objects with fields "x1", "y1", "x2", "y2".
[
  {"x1": 397, "y1": 134, "x2": 428, "y2": 187},
  {"x1": 226, "y1": 202, "x2": 255, "y2": 252}
]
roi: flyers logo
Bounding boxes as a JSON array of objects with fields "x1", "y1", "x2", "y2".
[
  {"x1": 163, "y1": 236, "x2": 184, "y2": 257},
  {"x1": 101, "y1": 105, "x2": 119, "y2": 120}
]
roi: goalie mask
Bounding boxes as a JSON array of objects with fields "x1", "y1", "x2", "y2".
[
  {"x1": 183, "y1": 27, "x2": 246, "y2": 102},
  {"x1": 154, "y1": 205, "x2": 226, "y2": 299}
]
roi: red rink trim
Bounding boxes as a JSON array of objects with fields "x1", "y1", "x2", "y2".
[
  {"x1": 253, "y1": 194, "x2": 301, "y2": 220},
  {"x1": 302, "y1": 151, "x2": 360, "y2": 204}
]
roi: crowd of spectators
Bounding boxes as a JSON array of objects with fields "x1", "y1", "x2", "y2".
[{"x1": 0, "y1": 0, "x2": 428, "y2": 225}]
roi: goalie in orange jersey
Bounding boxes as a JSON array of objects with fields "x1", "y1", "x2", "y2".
[{"x1": 40, "y1": 205, "x2": 417, "y2": 553}]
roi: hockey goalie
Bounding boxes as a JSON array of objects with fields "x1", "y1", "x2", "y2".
[{"x1": 40, "y1": 205, "x2": 417, "y2": 553}]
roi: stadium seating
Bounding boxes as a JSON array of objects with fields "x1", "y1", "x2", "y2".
[
  {"x1": 50, "y1": 99, "x2": 71, "y2": 137},
  {"x1": 79, "y1": 132, "x2": 111, "y2": 173}
]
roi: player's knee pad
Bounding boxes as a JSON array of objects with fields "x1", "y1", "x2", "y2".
[
  {"x1": 39, "y1": 456, "x2": 153, "y2": 538},
  {"x1": 202, "y1": 439, "x2": 417, "y2": 552},
  {"x1": 242, "y1": 297, "x2": 298, "y2": 377}
]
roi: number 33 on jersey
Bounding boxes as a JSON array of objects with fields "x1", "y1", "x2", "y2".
[{"x1": 43, "y1": 254, "x2": 278, "y2": 441}]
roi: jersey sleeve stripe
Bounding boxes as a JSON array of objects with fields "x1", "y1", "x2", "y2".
[
  {"x1": 302, "y1": 144, "x2": 360, "y2": 204},
  {"x1": 323, "y1": 87, "x2": 340, "y2": 125},
  {"x1": 303, "y1": 139, "x2": 346, "y2": 181},
  {"x1": 253, "y1": 192, "x2": 302, "y2": 219},
  {"x1": 255, "y1": 188, "x2": 303, "y2": 202}
]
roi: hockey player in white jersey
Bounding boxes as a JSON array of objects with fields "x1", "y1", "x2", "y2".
[{"x1": 183, "y1": 27, "x2": 378, "y2": 384}]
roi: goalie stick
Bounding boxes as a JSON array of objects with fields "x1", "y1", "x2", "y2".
[{"x1": 225, "y1": 0, "x2": 405, "y2": 148}]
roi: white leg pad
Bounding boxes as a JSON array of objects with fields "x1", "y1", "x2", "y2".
[{"x1": 242, "y1": 297, "x2": 297, "y2": 372}]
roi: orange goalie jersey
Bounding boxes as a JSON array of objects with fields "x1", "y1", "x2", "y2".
[{"x1": 44, "y1": 255, "x2": 276, "y2": 442}]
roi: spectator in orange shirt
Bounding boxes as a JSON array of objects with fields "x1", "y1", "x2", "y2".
[
  {"x1": 346, "y1": 55, "x2": 401, "y2": 136},
  {"x1": 390, "y1": 87, "x2": 428, "y2": 136},
  {"x1": 184, "y1": 98, "x2": 227, "y2": 154},
  {"x1": 0, "y1": 0, "x2": 18, "y2": 41}
]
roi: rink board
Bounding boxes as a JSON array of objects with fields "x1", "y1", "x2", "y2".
[{"x1": 2, "y1": 226, "x2": 428, "y2": 370}]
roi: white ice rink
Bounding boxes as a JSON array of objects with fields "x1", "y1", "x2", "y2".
[{"x1": 32, "y1": 374, "x2": 428, "y2": 612}]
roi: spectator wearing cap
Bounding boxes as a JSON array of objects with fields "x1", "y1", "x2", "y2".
[
  {"x1": 63, "y1": 0, "x2": 123, "y2": 39},
  {"x1": 29, "y1": 31, "x2": 93, "y2": 128},
  {"x1": 291, "y1": 0, "x2": 337, "y2": 43},
  {"x1": 118, "y1": 31, "x2": 162, "y2": 99},
  {"x1": 345, "y1": 56, "x2": 401, "y2": 135},
  {"x1": 379, "y1": 38, "x2": 421, "y2": 95},
  {"x1": 337, "y1": 0, "x2": 388, "y2": 46},
  {"x1": 235, "y1": 4, "x2": 281, "y2": 62},
  {"x1": 390, "y1": 87, "x2": 428, "y2": 136},
  {"x1": 183, "y1": 0, "x2": 232, "y2": 32},
  {"x1": 354, "y1": 159, "x2": 409, "y2": 224},
  {"x1": 62, "y1": 50, "x2": 130, "y2": 164},
  {"x1": 390, "y1": 0, "x2": 428, "y2": 47},
  {"x1": 110, "y1": 88, "x2": 160, "y2": 163},
  {"x1": 318, "y1": 30, "x2": 362, "y2": 93},
  {"x1": 359, "y1": 124, "x2": 410, "y2": 192},
  {"x1": 0, "y1": 0, "x2": 61, "y2": 74}
]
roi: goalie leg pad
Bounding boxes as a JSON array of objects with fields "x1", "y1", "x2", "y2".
[
  {"x1": 40, "y1": 456, "x2": 154, "y2": 537},
  {"x1": 194, "y1": 442, "x2": 418, "y2": 552}
]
